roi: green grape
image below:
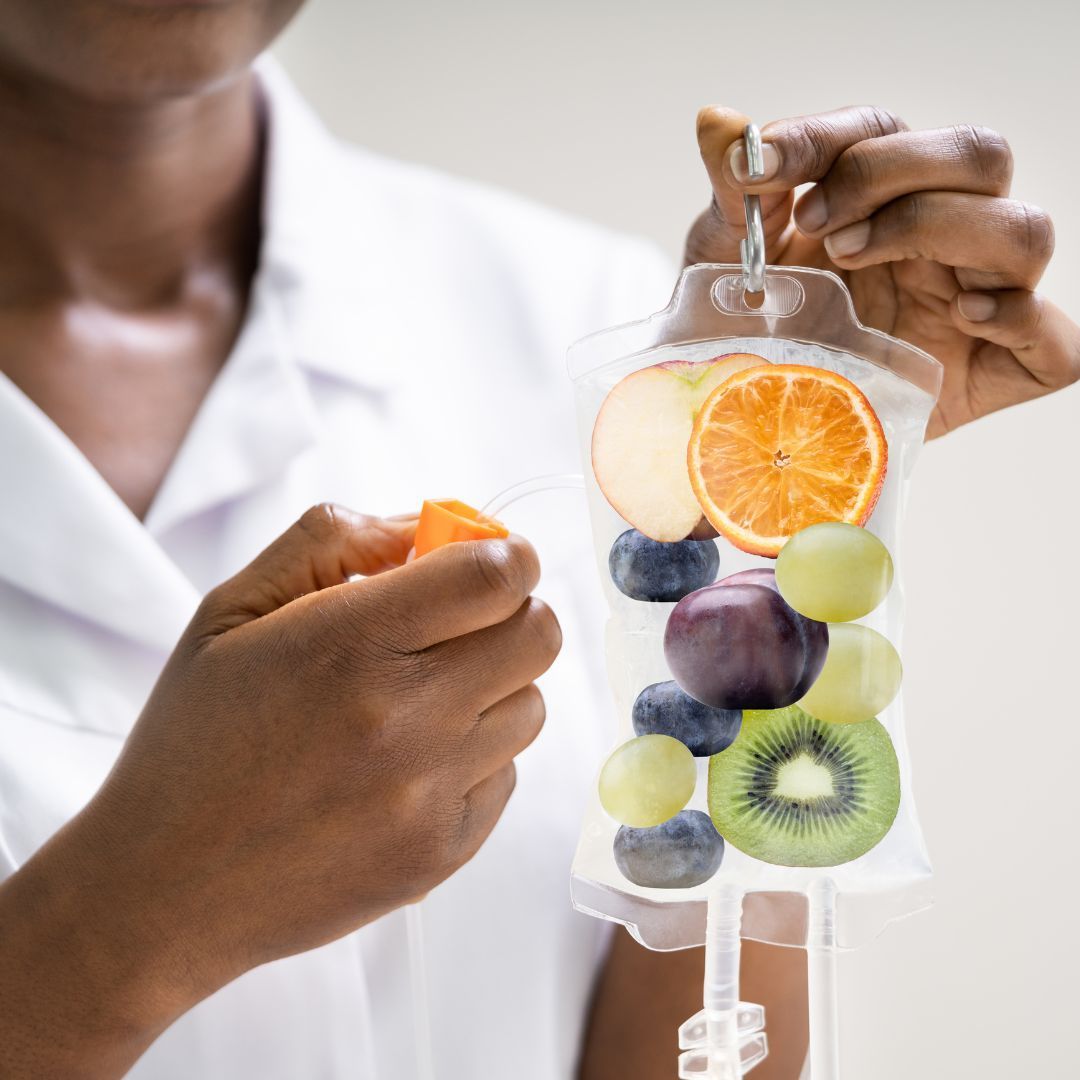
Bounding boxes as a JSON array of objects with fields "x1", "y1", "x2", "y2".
[
  {"x1": 598, "y1": 734, "x2": 696, "y2": 827},
  {"x1": 799, "y1": 623, "x2": 902, "y2": 724},
  {"x1": 776, "y1": 523, "x2": 893, "y2": 623}
]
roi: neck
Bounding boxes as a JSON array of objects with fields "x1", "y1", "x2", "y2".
[{"x1": 0, "y1": 64, "x2": 263, "y2": 310}]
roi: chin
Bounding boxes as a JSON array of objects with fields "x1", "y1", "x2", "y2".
[{"x1": 0, "y1": 0, "x2": 304, "y2": 104}]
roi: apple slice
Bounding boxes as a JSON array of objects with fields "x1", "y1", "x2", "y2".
[{"x1": 591, "y1": 353, "x2": 767, "y2": 541}]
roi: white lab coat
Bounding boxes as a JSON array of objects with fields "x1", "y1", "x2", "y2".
[{"x1": 0, "y1": 60, "x2": 677, "y2": 1079}]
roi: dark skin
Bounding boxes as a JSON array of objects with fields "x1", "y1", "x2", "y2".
[
  {"x1": 0, "y1": 4, "x2": 1077, "y2": 1079},
  {"x1": 0, "y1": 0, "x2": 291, "y2": 518},
  {"x1": 0, "y1": 509, "x2": 561, "y2": 1077}
]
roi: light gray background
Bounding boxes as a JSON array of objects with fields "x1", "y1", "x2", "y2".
[{"x1": 276, "y1": 2, "x2": 1080, "y2": 1076}]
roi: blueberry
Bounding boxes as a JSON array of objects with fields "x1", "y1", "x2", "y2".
[
  {"x1": 614, "y1": 810, "x2": 725, "y2": 889},
  {"x1": 608, "y1": 529, "x2": 720, "y2": 602},
  {"x1": 632, "y1": 680, "x2": 741, "y2": 756}
]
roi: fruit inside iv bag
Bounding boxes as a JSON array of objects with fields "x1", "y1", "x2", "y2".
[
  {"x1": 598, "y1": 734, "x2": 696, "y2": 828},
  {"x1": 590, "y1": 354, "x2": 908, "y2": 879},
  {"x1": 708, "y1": 705, "x2": 901, "y2": 867},
  {"x1": 614, "y1": 810, "x2": 725, "y2": 889},
  {"x1": 776, "y1": 522, "x2": 894, "y2": 622},
  {"x1": 664, "y1": 574, "x2": 828, "y2": 711},
  {"x1": 799, "y1": 623, "x2": 903, "y2": 725},
  {"x1": 590, "y1": 353, "x2": 763, "y2": 542},
  {"x1": 608, "y1": 528, "x2": 719, "y2": 602},
  {"x1": 632, "y1": 681, "x2": 741, "y2": 757},
  {"x1": 687, "y1": 364, "x2": 888, "y2": 557}
]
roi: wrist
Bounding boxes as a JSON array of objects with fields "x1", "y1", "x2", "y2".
[{"x1": 0, "y1": 802, "x2": 223, "y2": 1078}]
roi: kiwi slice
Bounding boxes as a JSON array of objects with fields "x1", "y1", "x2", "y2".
[{"x1": 708, "y1": 705, "x2": 900, "y2": 867}]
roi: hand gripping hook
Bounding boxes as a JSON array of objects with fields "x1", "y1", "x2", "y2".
[{"x1": 739, "y1": 124, "x2": 767, "y2": 295}]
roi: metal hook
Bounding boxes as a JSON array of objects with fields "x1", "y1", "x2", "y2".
[{"x1": 739, "y1": 124, "x2": 767, "y2": 295}]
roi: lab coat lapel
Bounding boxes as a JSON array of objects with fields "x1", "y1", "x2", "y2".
[
  {"x1": 0, "y1": 374, "x2": 200, "y2": 654},
  {"x1": 141, "y1": 283, "x2": 321, "y2": 539}
]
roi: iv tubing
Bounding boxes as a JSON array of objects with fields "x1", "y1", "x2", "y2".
[
  {"x1": 807, "y1": 878, "x2": 840, "y2": 1079},
  {"x1": 704, "y1": 883, "x2": 744, "y2": 1079},
  {"x1": 481, "y1": 473, "x2": 585, "y2": 518},
  {"x1": 406, "y1": 903, "x2": 436, "y2": 1080}
]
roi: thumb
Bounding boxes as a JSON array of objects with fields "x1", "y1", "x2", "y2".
[
  {"x1": 685, "y1": 105, "x2": 794, "y2": 265},
  {"x1": 195, "y1": 505, "x2": 418, "y2": 637}
]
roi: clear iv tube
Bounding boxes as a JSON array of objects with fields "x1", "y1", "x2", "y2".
[
  {"x1": 807, "y1": 878, "x2": 840, "y2": 1079},
  {"x1": 481, "y1": 472, "x2": 585, "y2": 517},
  {"x1": 406, "y1": 903, "x2": 436, "y2": 1080},
  {"x1": 704, "y1": 884, "x2": 745, "y2": 1080},
  {"x1": 405, "y1": 473, "x2": 585, "y2": 1080}
]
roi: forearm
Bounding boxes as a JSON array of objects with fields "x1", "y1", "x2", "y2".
[{"x1": 0, "y1": 809, "x2": 205, "y2": 1079}]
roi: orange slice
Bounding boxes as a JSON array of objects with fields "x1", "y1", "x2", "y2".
[
  {"x1": 414, "y1": 499, "x2": 509, "y2": 558},
  {"x1": 687, "y1": 365, "x2": 887, "y2": 557}
]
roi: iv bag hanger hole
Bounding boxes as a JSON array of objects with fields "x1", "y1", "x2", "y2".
[
  {"x1": 708, "y1": 123, "x2": 807, "y2": 318},
  {"x1": 712, "y1": 273, "x2": 804, "y2": 317}
]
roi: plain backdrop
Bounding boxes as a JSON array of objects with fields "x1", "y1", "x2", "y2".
[{"x1": 275, "y1": 2, "x2": 1080, "y2": 1076}]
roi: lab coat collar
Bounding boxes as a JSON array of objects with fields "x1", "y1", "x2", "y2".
[
  {"x1": 140, "y1": 283, "x2": 322, "y2": 538},
  {"x1": 0, "y1": 374, "x2": 200, "y2": 653}
]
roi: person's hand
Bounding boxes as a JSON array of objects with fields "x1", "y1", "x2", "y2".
[
  {"x1": 686, "y1": 106, "x2": 1080, "y2": 437},
  {"x1": 0, "y1": 505, "x2": 560, "y2": 1078}
]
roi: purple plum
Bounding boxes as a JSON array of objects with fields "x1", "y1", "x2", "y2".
[{"x1": 663, "y1": 582, "x2": 828, "y2": 710}]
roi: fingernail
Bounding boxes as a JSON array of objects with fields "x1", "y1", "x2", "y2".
[
  {"x1": 731, "y1": 142, "x2": 780, "y2": 183},
  {"x1": 957, "y1": 292, "x2": 998, "y2": 322},
  {"x1": 795, "y1": 186, "x2": 828, "y2": 232},
  {"x1": 824, "y1": 220, "x2": 870, "y2": 258}
]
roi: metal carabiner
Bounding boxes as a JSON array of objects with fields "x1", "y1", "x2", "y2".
[{"x1": 739, "y1": 124, "x2": 767, "y2": 294}]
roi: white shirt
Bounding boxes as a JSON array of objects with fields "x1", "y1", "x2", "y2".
[{"x1": 0, "y1": 61, "x2": 676, "y2": 1079}]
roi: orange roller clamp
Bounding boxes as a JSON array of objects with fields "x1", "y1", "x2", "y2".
[{"x1": 414, "y1": 499, "x2": 509, "y2": 558}]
